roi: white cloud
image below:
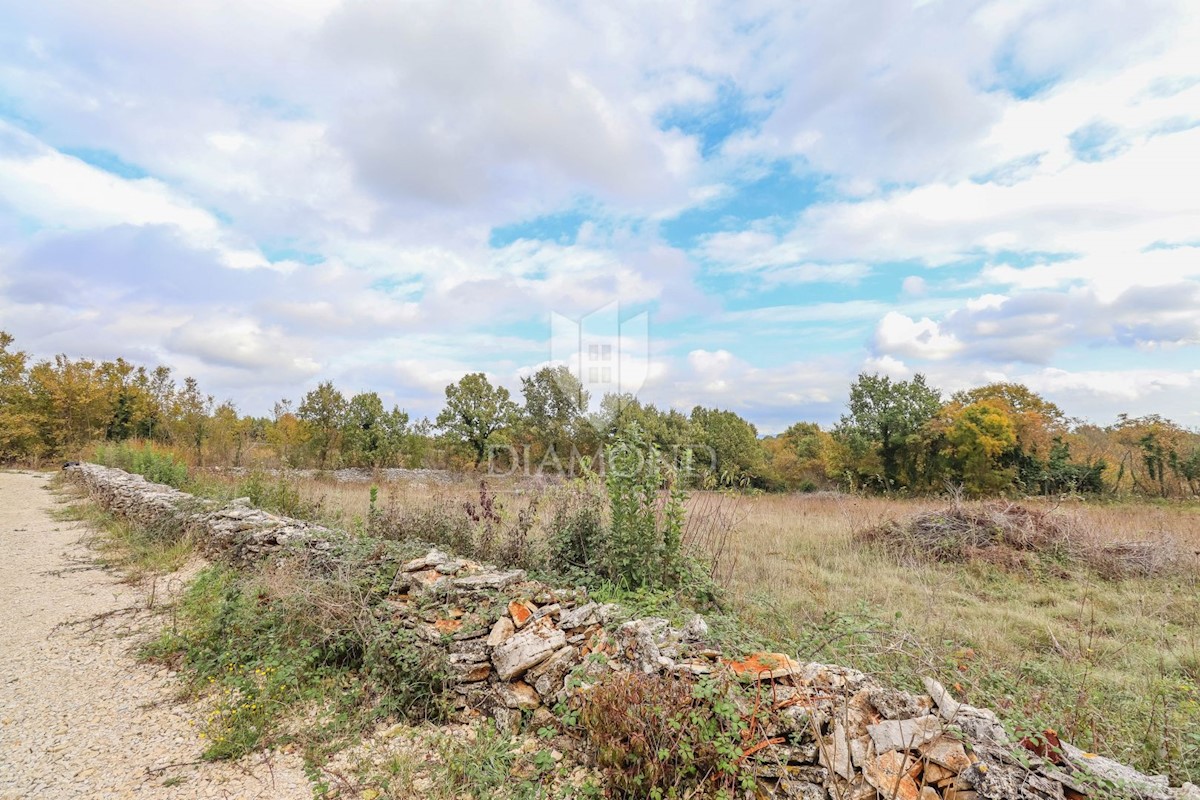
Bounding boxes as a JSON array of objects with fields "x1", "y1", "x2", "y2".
[
  {"x1": 1, "y1": 1, "x2": 1199, "y2": 430},
  {"x1": 873, "y1": 312, "x2": 964, "y2": 360}
]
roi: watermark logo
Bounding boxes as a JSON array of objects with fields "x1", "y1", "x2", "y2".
[
  {"x1": 550, "y1": 301, "x2": 648, "y2": 430},
  {"x1": 484, "y1": 302, "x2": 716, "y2": 480}
]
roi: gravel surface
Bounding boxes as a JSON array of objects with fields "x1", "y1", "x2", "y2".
[{"x1": 0, "y1": 471, "x2": 311, "y2": 799}]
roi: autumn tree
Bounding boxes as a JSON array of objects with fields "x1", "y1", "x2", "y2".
[
  {"x1": 0, "y1": 332, "x2": 40, "y2": 461},
  {"x1": 763, "y1": 422, "x2": 832, "y2": 491},
  {"x1": 267, "y1": 399, "x2": 309, "y2": 466},
  {"x1": 170, "y1": 377, "x2": 213, "y2": 464},
  {"x1": 208, "y1": 401, "x2": 253, "y2": 466},
  {"x1": 943, "y1": 400, "x2": 1019, "y2": 495}
]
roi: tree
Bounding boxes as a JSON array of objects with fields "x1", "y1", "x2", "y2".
[
  {"x1": 267, "y1": 399, "x2": 309, "y2": 467},
  {"x1": 298, "y1": 381, "x2": 347, "y2": 468},
  {"x1": 0, "y1": 332, "x2": 40, "y2": 462},
  {"x1": 763, "y1": 422, "x2": 832, "y2": 491},
  {"x1": 944, "y1": 400, "x2": 1018, "y2": 495},
  {"x1": 208, "y1": 401, "x2": 253, "y2": 466},
  {"x1": 341, "y1": 392, "x2": 410, "y2": 468},
  {"x1": 171, "y1": 377, "x2": 213, "y2": 464},
  {"x1": 834, "y1": 373, "x2": 942, "y2": 490},
  {"x1": 690, "y1": 406, "x2": 766, "y2": 487},
  {"x1": 520, "y1": 366, "x2": 590, "y2": 469},
  {"x1": 952, "y1": 382, "x2": 1068, "y2": 489},
  {"x1": 435, "y1": 373, "x2": 518, "y2": 466}
]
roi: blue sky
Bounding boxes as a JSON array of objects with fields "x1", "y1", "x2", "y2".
[{"x1": 1, "y1": 1, "x2": 1199, "y2": 432}]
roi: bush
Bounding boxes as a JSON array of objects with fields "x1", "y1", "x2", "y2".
[
  {"x1": 94, "y1": 441, "x2": 190, "y2": 488},
  {"x1": 234, "y1": 470, "x2": 324, "y2": 520},
  {"x1": 579, "y1": 672, "x2": 755, "y2": 798},
  {"x1": 547, "y1": 476, "x2": 608, "y2": 574},
  {"x1": 145, "y1": 554, "x2": 452, "y2": 762},
  {"x1": 603, "y1": 424, "x2": 689, "y2": 589}
]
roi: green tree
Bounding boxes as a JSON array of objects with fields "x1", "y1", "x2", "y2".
[
  {"x1": 834, "y1": 373, "x2": 942, "y2": 490},
  {"x1": 520, "y1": 366, "x2": 590, "y2": 469},
  {"x1": 435, "y1": 373, "x2": 518, "y2": 466},
  {"x1": 341, "y1": 392, "x2": 410, "y2": 468},
  {"x1": 298, "y1": 381, "x2": 347, "y2": 468},
  {"x1": 690, "y1": 406, "x2": 766, "y2": 487}
]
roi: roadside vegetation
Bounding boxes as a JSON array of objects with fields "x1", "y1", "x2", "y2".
[{"x1": 70, "y1": 435, "x2": 1200, "y2": 786}]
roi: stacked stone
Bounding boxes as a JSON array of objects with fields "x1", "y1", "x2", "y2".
[
  {"x1": 65, "y1": 463, "x2": 336, "y2": 564},
  {"x1": 63, "y1": 463, "x2": 1198, "y2": 800}
]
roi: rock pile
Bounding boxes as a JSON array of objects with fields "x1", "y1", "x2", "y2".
[{"x1": 64, "y1": 463, "x2": 1198, "y2": 800}]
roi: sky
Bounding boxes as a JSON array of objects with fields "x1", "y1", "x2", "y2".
[{"x1": 1, "y1": 1, "x2": 1198, "y2": 433}]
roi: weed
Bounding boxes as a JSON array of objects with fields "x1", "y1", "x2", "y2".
[
  {"x1": 143, "y1": 554, "x2": 452, "y2": 765},
  {"x1": 578, "y1": 671, "x2": 762, "y2": 799},
  {"x1": 93, "y1": 441, "x2": 190, "y2": 488}
]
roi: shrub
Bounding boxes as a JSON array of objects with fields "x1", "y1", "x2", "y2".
[
  {"x1": 145, "y1": 552, "x2": 452, "y2": 762},
  {"x1": 94, "y1": 441, "x2": 189, "y2": 488},
  {"x1": 579, "y1": 672, "x2": 754, "y2": 798},
  {"x1": 603, "y1": 424, "x2": 690, "y2": 589},
  {"x1": 233, "y1": 470, "x2": 324, "y2": 520},
  {"x1": 547, "y1": 475, "x2": 608, "y2": 574}
]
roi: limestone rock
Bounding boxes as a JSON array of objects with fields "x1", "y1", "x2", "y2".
[
  {"x1": 486, "y1": 616, "x2": 515, "y2": 647},
  {"x1": 557, "y1": 602, "x2": 600, "y2": 630},
  {"x1": 453, "y1": 569, "x2": 526, "y2": 591},
  {"x1": 403, "y1": 549, "x2": 453, "y2": 572},
  {"x1": 867, "y1": 715, "x2": 943, "y2": 753},
  {"x1": 1061, "y1": 742, "x2": 1171, "y2": 799},
  {"x1": 868, "y1": 686, "x2": 934, "y2": 720},
  {"x1": 529, "y1": 645, "x2": 580, "y2": 701},
  {"x1": 615, "y1": 619, "x2": 663, "y2": 674},
  {"x1": 491, "y1": 619, "x2": 566, "y2": 681},
  {"x1": 923, "y1": 676, "x2": 961, "y2": 720},
  {"x1": 683, "y1": 614, "x2": 709, "y2": 640},
  {"x1": 725, "y1": 652, "x2": 803, "y2": 682},
  {"x1": 863, "y1": 751, "x2": 921, "y2": 800},
  {"x1": 495, "y1": 681, "x2": 541, "y2": 710},
  {"x1": 509, "y1": 600, "x2": 535, "y2": 629},
  {"x1": 920, "y1": 736, "x2": 971, "y2": 774}
]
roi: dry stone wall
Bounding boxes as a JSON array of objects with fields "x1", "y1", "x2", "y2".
[{"x1": 64, "y1": 463, "x2": 1199, "y2": 800}]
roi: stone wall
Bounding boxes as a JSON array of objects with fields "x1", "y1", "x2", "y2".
[{"x1": 63, "y1": 463, "x2": 1197, "y2": 800}]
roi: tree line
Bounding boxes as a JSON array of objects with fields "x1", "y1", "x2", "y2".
[{"x1": 2, "y1": 330, "x2": 1198, "y2": 497}]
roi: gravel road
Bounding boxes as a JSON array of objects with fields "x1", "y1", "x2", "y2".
[{"x1": 0, "y1": 471, "x2": 311, "y2": 799}]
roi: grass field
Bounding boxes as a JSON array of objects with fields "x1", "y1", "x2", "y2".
[{"x1": 192, "y1": 470, "x2": 1200, "y2": 781}]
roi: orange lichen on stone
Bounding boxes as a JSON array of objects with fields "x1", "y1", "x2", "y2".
[
  {"x1": 724, "y1": 652, "x2": 802, "y2": 681},
  {"x1": 508, "y1": 600, "x2": 534, "y2": 628},
  {"x1": 434, "y1": 618, "x2": 463, "y2": 634}
]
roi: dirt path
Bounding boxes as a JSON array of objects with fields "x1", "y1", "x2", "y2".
[{"x1": 0, "y1": 471, "x2": 311, "y2": 800}]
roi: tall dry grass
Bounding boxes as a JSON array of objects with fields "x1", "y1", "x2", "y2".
[{"x1": 196, "y1": 470, "x2": 1200, "y2": 779}]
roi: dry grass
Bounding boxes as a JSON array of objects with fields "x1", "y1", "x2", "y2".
[
  {"x1": 859, "y1": 498, "x2": 1196, "y2": 578},
  {"x1": 198, "y1": 471, "x2": 1200, "y2": 780}
]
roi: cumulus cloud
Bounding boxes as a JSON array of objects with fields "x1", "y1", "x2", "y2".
[
  {"x1": 873, "y1": 312, "x2": 964, "y2": 360},
  {"x1": 2, "y1": 0, "x2": 1199, "y2": 427}
]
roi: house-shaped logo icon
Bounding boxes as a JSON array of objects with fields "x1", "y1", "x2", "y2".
[{"x1": 550, "y1": 302, "x2": 648, "y2": 426}]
